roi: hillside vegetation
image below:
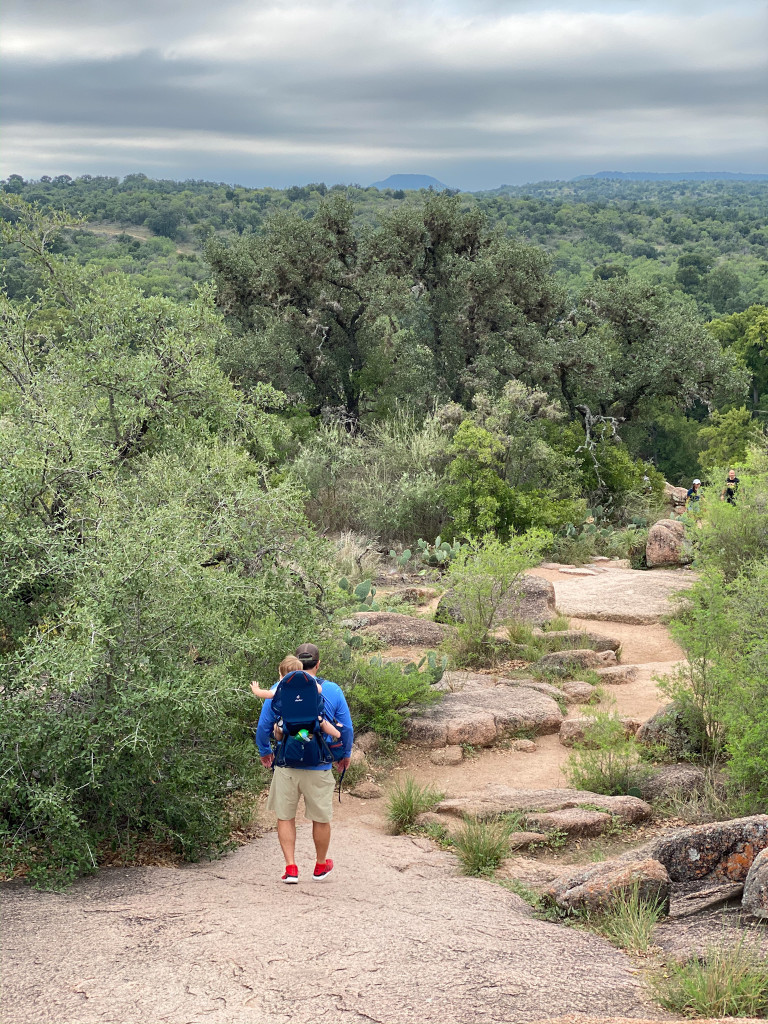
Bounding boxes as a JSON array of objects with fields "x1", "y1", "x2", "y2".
[{"x1": 1, "y1": 178, "x2": 767, "y2": 885}]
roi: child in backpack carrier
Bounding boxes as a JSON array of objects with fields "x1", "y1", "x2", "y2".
[{"x1": 251, "y1": 656, "x2": 341, "y2": 741}]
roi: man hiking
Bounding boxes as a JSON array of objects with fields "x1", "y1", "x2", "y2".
[
  {"x1": 721, "y1": 468, "x2": 740, "y2": 504},
  {"x1": 256, "y1": 643, "x2": 353, "y2": 883}
]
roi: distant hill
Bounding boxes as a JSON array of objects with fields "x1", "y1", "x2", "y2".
[
  {"x1": 575, "y1": 171, "x2": 768, "y2": 182},
  {"x1": 369, "y1": 174, "x2": 452, "y2": 191}
]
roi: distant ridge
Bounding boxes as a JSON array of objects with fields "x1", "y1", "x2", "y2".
[
  {"x1": 575, "y1": 171, "x2": 768, "y2": 182},
  {"x1": 370, "y1": 173, "x2": 451, "y2": 191}
]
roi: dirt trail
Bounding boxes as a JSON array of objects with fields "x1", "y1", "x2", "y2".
[
  {"x1": 2, "y1": 565, "x2": 695, "y2": 1024},
  {"x1": 392, "y1": 569, "x2": 687, "y2": 798}
]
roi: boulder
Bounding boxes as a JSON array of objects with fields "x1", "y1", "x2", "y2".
[
  {"x1": 430, "y1": 745, "x2": 463, "y2": 766},
  {"x1": 537, "y1": 649, "x2": 617, "y2": 671},
  {"x1": 406, "y1": 687, "x2": 563, "y2": 749},
  {"x1": 544, "y1": 859, "x2": 671, "y2": 915},
  {"x1": 559, "y1": 716, "x2": 641, "y2": 747},
  {"x1": 346, "y1": 611, "x2": 450, "y2": 647},
  {"x1": 446, "y1": 712, "x2": 497, "y2": 747},
  {"x1": 635, "y1": 815, "x2": 768, "y2": 883},
  {"x1": 511, "y1": 739, "x2": 538, "y2": 753},
  {"x1": 435, "y1": 785, "x2": 651, "y2": 826},
  {"x1": 560, "y1": 680, "x2": 597, "y2": 704},
  {"x1": 593, "y1": 664, "x2": 639, "y2": 685},
  {"x1": 646, "y1": 519, "x2": 692, "y2": 568},
  {"x1": 436, "y1": 573, "x2": 556, "y2": 628},
  {"x1": 527, "y1": 807, "x2": 611, "y2": 838},
  {"x1": 349, "y1": 781, "x2": 383, "y2": 799},
  {"x1": 636, "y1": 703, "x2": 701, "y2": 758},
  {"x1": 742, "y1": 848, "x2": 768, "y2": 919},
  {"x1": 350, "y1": 747, "x2": 369, "y2": 769},
  {"x1": 434, "y1": 671, "x2": 498, "y2": 693},
  {"x1": 664, "y1": 482, "x2": 689, "y2": 507},
  {"x1": 535, "y1": 630, "x2": 622, "y2": 653},
  {"x1": 670, "y1": 880, "x2": 744, "y2": 918},
  {"x1": 405, "y1": 718, "x2": 448, "y2": 748},
  {"x1": 638, "y1": 764, "x2": 722, "y2": 803}
]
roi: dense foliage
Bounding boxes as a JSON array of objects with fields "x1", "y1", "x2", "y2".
[
  {"x1": 666, "y1": 452, "x2": 768, "y2": 806},
  {"x1": 1, "y1": 171, "x2": 766, "y2": 881},
  {"x1": 4, "y1": 172, "x2": 768, "y2": 318},
  {"x1": 0, "y1": 200, "x2": 331, "y2": 883}
]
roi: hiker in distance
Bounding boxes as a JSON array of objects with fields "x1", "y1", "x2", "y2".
[
  {"x1": 685, "y1": 478, "x2": 702, "y2": 510},
  {"x1": 255, "y1": 643, "x2": 353, "y2": 883},
  {"x1": 721, "y1": 468, "x2": 740, "y2": 504}
]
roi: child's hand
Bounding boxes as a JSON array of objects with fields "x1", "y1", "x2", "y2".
[{"x1": 250, "y1": 680, "x2": 261, "y2": 696}]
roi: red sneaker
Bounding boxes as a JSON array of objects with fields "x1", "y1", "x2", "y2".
[
  {"x1": 313, "y1": 859, "x2": 334, "y2": 881},
  {"x1": 281, "y1": 864, "x2": 299, "y2": 884}
]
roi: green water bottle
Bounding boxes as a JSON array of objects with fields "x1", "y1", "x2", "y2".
[{"x1": 296, "y1": 729, "x2": 310, "y2": 743}]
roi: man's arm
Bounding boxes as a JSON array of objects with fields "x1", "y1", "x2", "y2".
[
  {"x1": 255, "y1": 698, "x2": 278, "y2": 758},
  {"x1": 329, "y1": 688, "x2": 354, "y2": 757}
]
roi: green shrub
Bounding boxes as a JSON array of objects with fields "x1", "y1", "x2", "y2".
[
  {"x1": 0, "y1": 227, "x2": 326, "y2": 886},
  {"x1": 288, "y1": 414, "x2": 450, "y2": 541},
  {"x1": 651, "y1": 937, "x2": 768, "y2": 1019},
  {"x1": 386, "y1": 778, "x2": 443, "y2": 833},
  {"x1": 443, "y1": 530, "x2": 552, "y2": 665},
  {"x1": 323, "y1": 655, "x2": 441, "y2": 744},
  {"x1": 697, "y1": 475, "x2": 768, "y2": 581},
  {"x1": 452, "y1": 816, "x2": 517, "y2": 876},
  {"x1": 549, "y1": 532, "x2": 596, "y2": 565},
  {"x1": 564, "y1": 714, "x2": 650, "y2": 795},
  {"x1": 585, "y1": 881, "x2": 666, "y2": 954}
]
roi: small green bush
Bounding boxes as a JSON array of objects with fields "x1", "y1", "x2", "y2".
[
  {"x1": 452, "y1": 816, "x2": 517, "y2": 876},
  {"x1": 549, "y1": 532, "x2": 596, "y2": 566},
  {"x1": 565, "y1": 714, "x2": 650, "y2": 795},
  {"x1": 324, "y1": 655, "x2": 441, "y2": 744},
  {"x1": 443, "y1": 530, "x2": 552, "y2": 665},
  {"x1": 386, "y1": 778, "x2": 444, "y2": 833},
  {"x1": 697, "y1": 476, "x2": 768, "y2": 582},
  {"x1": 651, "y1": 936, "x2": 768, "y2": 1019}
]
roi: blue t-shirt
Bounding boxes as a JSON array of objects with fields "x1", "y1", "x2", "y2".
[{"x1": 255, "y1": 676, "x2": 354, "y2": 770}]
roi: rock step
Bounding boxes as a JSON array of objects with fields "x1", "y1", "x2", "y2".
[
  {"x1": 532, "y1": 629, "x2": 622, "y2": 652},
  {"x1": 550, "y1": 567, "x2": 696, "y2": 624},
  {"x1": 593, "y1": 664, "x2": 639, "y2": 685},
  {"x1": 406, "y1": 687, "x2": 563, "y2": 748},
  {"x1": 435, "y1": 670, "x2": 595, "y2": 705},
  {"x1": 544, "y1": 858, "x2": 671, "y2": 914},
  {"x1": 343, "y1": 611, "x2": 450, "y2": 647},
  {"x1": 435, "y1": 786, "x2": 651, "y2": 827},
  {"x1": 537, "y1": 648, "x2": 617, "y2": 670}
]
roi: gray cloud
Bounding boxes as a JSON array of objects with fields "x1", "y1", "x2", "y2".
[{"x1": 2, "y1": 0, "x2": 766, "y2": 188}]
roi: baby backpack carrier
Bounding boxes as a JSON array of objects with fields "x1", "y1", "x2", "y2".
[{"x1": 271, "y1": 670, "x2": 333, "y2": 769}]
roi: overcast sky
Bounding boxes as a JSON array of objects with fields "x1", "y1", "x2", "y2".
[{"x1": 2, "y1": 0, "x2": 766, "y2": 190}]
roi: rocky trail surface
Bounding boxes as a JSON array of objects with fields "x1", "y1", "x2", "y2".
[
  {"x1": 4, "y1": 561, "x2": 755, "y2": 1024},
  {"x1": 3, "y1": 827, "x2": 671, "y2": 1024}
]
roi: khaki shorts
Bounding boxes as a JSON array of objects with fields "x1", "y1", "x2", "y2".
[{"x1": 267, "y1": 767, "x2": 335, "y2": 823}]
